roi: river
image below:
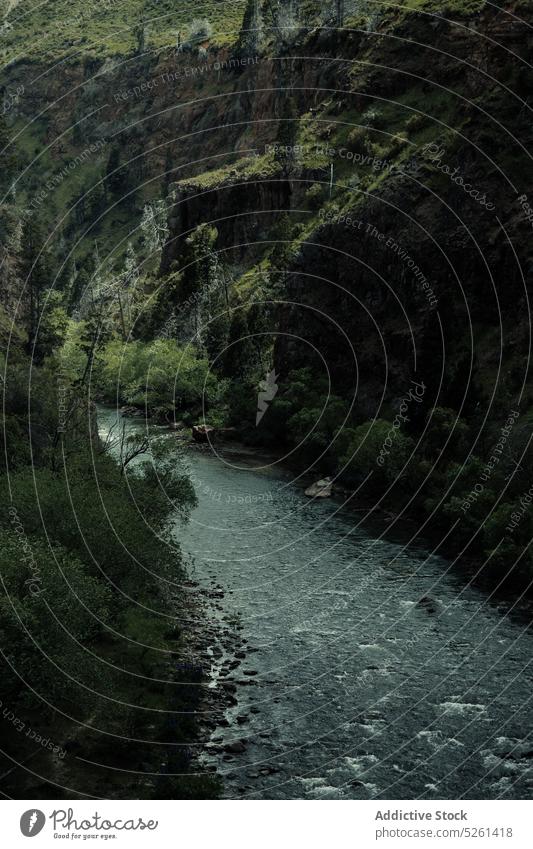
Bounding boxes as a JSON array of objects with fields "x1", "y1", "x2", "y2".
[{"x1": 98, "y1": 407, "x2": 533, "y2": 800}]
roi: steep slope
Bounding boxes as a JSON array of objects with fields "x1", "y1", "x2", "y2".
[
  {"x1": 150, "y1": 2, "x2": 533, "y2": 577},
  {"x1": 2, "y1": 0, "x2": 533, "y2": 578}
]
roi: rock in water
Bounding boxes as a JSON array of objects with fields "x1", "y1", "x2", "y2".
[
  {"x1": 305, "y1": 477, "x2": 333, "y2": 498},
  {"x1": 417, "y1": 596, "x2": 439, "y2": 614},
  {"x1": 224, "y1": 740, "x2": 246, "y2": 754},
  {"x1": 192, "y1": 424, "x2": 215, "y2": 443}
]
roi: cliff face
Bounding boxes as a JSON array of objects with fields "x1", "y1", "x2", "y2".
[
  {"x1": 161, "y1": 178, "x2": 292, "y2": 273},
  {"x1": 274, "y1": 189, "x2": 529, "y2": 420},
  {"x1": 4, "y1": 48, "x2": 255, "y2": 180},
  {"x1": 2, "y1": 43, "x2": 305, "y2": 276},
  {"x1": 155, "y1": 4, "x2": 533, "y2": 420},
  {"x1": 2, "y1": 2, "x2": 532, "y2": 418}
]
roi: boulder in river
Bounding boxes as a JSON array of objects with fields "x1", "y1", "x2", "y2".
[
  {"x1": 224, "y1": 740, "x2": 246, "y2": 754},
  {"x1": 416, "y1": 596, "x2": 439, "y2": 614},
  {"x1": 192, "y1": 424, "x2": 215, "y2": 443},
  {"x1": 501, "y1": 743, "x2": 533, "y2": 760},
  {"x1": 305, "y1": 476, "x2": 333, "y2": 498}
]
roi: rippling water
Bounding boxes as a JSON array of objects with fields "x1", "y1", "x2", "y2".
[{"x1": 99, "y1": 408, "x2": 533, "y2": 800}]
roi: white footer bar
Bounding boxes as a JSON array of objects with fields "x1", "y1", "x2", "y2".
[{"x1": 3, "y1": 799, "x2": 532, "y2": 848}]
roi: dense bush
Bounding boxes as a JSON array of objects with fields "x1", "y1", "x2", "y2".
[
  {"x1": 339, "y1": 419, "x2": 417, "y2": 491},
  {"x1": 72, "y1": 335, "x2": 219, "y2": 420},
  {"x1": 0, "y1": 527, "x2": 112, "y2": 711},
  {"x1": 0, "y1": 343, "x2": 213, "y2": 796}
]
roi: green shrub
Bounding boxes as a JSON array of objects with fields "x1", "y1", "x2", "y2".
[
  {"x1": 0, "y1": 527, "x2": 112, "y2": 711},
  {"x1": 93, "y1": 338, "x2": 218, "y2": 416},
  {"x1": 305, "y1": 183, "x2": 327, "y2": 209},
  {"x1": 340, "y1": 419, "x2": 418, "y2": 491}
]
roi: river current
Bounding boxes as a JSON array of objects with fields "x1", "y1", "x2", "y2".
[{"x1": 98, "y1": 408, "x2": 533, "y2": 800}]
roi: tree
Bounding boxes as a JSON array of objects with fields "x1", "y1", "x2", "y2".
[
  {"x1": 69, "y1": 266, "x2": 89, "y2": 310},
  {"x1": 275, "y1": 94, "x2": 299, "y2": 177},
  {"x1": 246, "y1": 300, "x2": 270, "y2": 372},
  {"x1": 0, "y1": 112, "x2": 15, "y2": 194},
  {"x1": 88, "y1": 241, "x2": 104, "y2": 301},
  {"x1": 276, "y1": 0, "x2": 299, "y2": 44},
  {"x1": 0, "y1": 526, "x2": 112, "y2": 711},
  {"x1": 20, "y1": 218, "x2": 50, "y2": 357},
  {"x1": 87, "y1": 180, "x2": 106, "y2": 220},
  {"x1": 123, "y1": 241, "x2": 139, "y2": 286},
  {"x1": 179, "y1": 224, "x2": 219, "y2": 338},
  {"x1": 134, "y1": 19, "x2": 145, "y2": 54},
  {"x1": 35, "y1": 290, "x2": 69, "y2": 358},
  {"x1": 236, "y1": 0, "x2": 263, "y2": 58},
  {"x1": 162, "y1": 147, "x2": 174, "y2": 197},
  {"x1": 203, "y1": 288, "x2": 230, "y2": 368},
  {"x1": 340, "y1": 419, "x2": 418, "y2": 492},
  {"x1": 222, "y1": 310, "x2": 254, "y2": 379},
  {"x1": 57, "y1": 254, "x2": 77, "y2": 296},
  {"x1": 140, "y1": 201, "x2": 169, "y2": 256},
  {"x1": 100, "y1": 241, "x2": 142, "y2": 340},
  {"x1": 6, "y1": 215, "x2": 22, "y2": 254},
  {"x1": 105, "y1": 146, "x2": 123, "y2": 197},
  {"x1": 72, "y1": 295, "x2": 114, "y2": 393},
  {"x1": 186, "y1": 18, "x2": 212, "y2": 45}
]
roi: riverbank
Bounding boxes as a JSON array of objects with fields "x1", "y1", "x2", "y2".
[
  {"x1": 111, "y1": 406, "x2": 525, "y2": 591},
  {"x1": 139, "y1": 413, "x2": 515, "y2": 603},
  {"x1": 95, "y1": 405, "x2": 262, "y2": 797},
  {"x1": 182, "y1": 435, "x2": 482, "y2": 588},
  {"x1": 174, "y1": 443, "x2": 533, "y2": 800},
  {"x1": 98, "y1": 406, "x2": 533, "y2": 799}
]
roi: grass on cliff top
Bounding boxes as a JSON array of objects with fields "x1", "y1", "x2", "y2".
[
  {"x1": 402, "y1": 0, "x2": 486, "y2": 14},
  {"x1": 0, "y1": 0, "x2": 246, "y2": 65}
]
